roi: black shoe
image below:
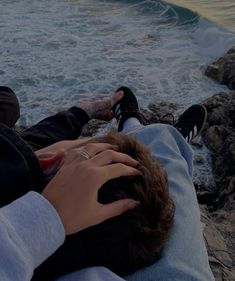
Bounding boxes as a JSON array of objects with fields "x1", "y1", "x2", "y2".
[
  {"x1": 112, "y1": 86, "x2": 148, "y2": 131},
  {"x1": 174, "y1": 104, "x2": 207, "y2": 143}
]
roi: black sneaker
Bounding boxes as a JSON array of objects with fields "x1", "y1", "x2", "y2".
[
  {"x1": 112, "y1": 86, "x2": 149, "y2": 131},
  {"x1": 174, "y1": 104, "x2": 207, "y2": 143}
]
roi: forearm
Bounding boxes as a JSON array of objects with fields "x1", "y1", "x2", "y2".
[
  {"x1": 20, "y1": 107, "x2": 89, "y2": 150},
  {"x1": 0, "y1": 192, "x2": 65, "y2": 281}
]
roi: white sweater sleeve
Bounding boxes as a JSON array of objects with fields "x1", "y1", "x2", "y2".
[{"x1": 0, "y1": 191, "x2": 65, "y2": 281}]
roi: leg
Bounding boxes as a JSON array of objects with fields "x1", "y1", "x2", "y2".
[
  {"x1": 20, "y1": 91, "x2": 123, "y2": 151},
  {"x1": 125, "y1": 124, "x2": 214, "y2": 281},
  {"x1": 56, "y1": 267, "x2": 125, "y2": 281},
  {"x1": 0, "y1": 86, "x2": 20, "y2": 128},
  {"x1": 113, "y1": 87, "x2": 214, "y2": 280},
  {"x1": 20, "y1": 107, "x2": 90, "y2": 150}
]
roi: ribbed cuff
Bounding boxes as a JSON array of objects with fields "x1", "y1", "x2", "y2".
[{"x1": 1, "y1": 191, "x2": 65, "y2": 268}]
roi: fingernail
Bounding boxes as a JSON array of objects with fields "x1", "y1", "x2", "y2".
[
  {"x1": 112, "y1": 145, "x2": 119, "y2": 151},
  {"x1": 127, "y1": 200, "x2": 140, "y2": 210},
  {"x1": 133, "y1": 161, "x2": 141, "y2": 168}
]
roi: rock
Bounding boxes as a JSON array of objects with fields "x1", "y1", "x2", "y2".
[
  {"x1": 200, "y1": 206, "x2": 235, "y2": 281},
  {"x1": 81, "y1": 119, "x2": 109, "y2": 137},
  {"x1": 205, "y1": 47, "x2": 235, "y2": 90},
  {"x1": 193, "y1": 155, "x2": 205, "y2": 165},
  {"x1": 147, "y1": 101, "x2": 178, "y2": 124},
  {"x1": 201, "y1": 90, "x2": 235, "y2": 280},
  {"x1": 202, "y1": 91, "x2": 235, "y2": 204}
]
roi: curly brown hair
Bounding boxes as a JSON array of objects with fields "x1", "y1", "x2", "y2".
[{"x1": 34, "y1": 133, "x2": 175, "y2": 280}]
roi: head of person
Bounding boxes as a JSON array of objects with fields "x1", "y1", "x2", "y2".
[
  {"x1": 34, "y1": 133, "x2": 175, "y2": 279},
  {"x1": 75, "y1": 133, "x2": 174, "y2": 273},
  {"x1": 0, "y1": 86, "x2": 20, "y2": 128}
]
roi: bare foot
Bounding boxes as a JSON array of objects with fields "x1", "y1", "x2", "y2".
[{"x1": 79, "y1": 90, "x2": 123, "y2": 121}]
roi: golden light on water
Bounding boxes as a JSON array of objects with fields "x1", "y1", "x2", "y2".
[{"x1": 165, "y1": 0, "x2": 235, "y2": 32}]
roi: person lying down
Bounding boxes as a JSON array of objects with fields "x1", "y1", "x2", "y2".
[
  {"x1": 0, "y1": 130, "x2": 174, "y2": 280},
  {"x1": 31, "y1": 132, "x2": 175, "y2": 280}
]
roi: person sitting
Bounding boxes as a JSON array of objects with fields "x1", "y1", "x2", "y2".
[
  {"x1": 33, "y1": 132, "x2": 175, "y2": 280},
  {"x1": 0, "y1": 86, "x2": 175, "y2": 280},
  {"x1": 0, "y1": 86, "x2": 212, "y2": 281}
]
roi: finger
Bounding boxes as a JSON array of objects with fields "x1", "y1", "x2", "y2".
[
  {"x1": 81, "y1": 143, "x2": 118, "y2": 158},
  {"x1": 99, "y1": 199, "x2": 140, "y2": 222},
  {"x1": 67, "y1": 138, "x2": 92, "y2": 150},
  {"x1": 90, "y1": 150, "x2": 138, "y2": 167},
  {"x1": 69, "y1": 143, "x2": 118, "y2": 163},
  {"x1": 111, "y1": 91, "x2": 124, "y2": 107},
  {"x1": 101, "y1": 163, "x2": 141, "y2": 182}
]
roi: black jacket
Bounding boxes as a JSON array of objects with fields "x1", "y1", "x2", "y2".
[{"x1": 0, "y1": 123, "x2": 45, "y2": 207}]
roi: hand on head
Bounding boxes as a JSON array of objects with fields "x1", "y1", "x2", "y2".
[
  {"x1": 41, "y1": 143, "x2": 140, "y2": 235},
  {"x1": 78, "y1": 90, "x2": 123, "y2": 120}
]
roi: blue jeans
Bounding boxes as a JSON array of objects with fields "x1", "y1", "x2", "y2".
[{"x1": 57, "y1": 124, "x2": 215, "y2": 281}]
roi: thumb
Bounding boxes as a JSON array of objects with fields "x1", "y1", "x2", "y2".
[{"x1": 100, "y1": 199, "x2": 140, "y2": 221}]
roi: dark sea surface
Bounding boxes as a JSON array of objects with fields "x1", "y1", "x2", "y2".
[{"x1": 0, "y1": 0, "x2": 234, "y2": 126}]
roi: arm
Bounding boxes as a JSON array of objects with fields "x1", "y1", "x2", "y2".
[
  {"x1": 0, "y1": 192, "x2": 65, "y2": 281},
  {"x1": 19, "y1": 107, "x2": 90, "y2": 150},
  {"x1": 0, "y1": 143, "x2": 139, "y2": 280},
  {"x1": 20, "y1": 91, "x2": 123, "y2": 150}
]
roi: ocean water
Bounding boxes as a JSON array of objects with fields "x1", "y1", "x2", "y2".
[
  {"x1": 166, "y1": 0, "x2": 235, "y2": 33},
  {"x1": 0, "y1": 0, "x2": 235, "y2": 127}
]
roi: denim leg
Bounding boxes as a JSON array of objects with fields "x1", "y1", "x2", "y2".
[
  {"x1": 56, "y1": 267, "x2": 124, "y2": 281},
  {"x1": 121, "y1": 117, "x2": 143, "y2": 133},
  {"x1": 124, "y1": 124, "x2": 214, "y2": 281},
  {"x1": 55, "y1": 123, "x2": 214, "y2": 281}
]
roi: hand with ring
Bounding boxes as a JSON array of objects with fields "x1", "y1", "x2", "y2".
[{"x1": 42, "y1": 143, "x2": 141, "y2": 235}]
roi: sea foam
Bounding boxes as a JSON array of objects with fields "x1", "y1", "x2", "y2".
[{"x1": 0, "y1": 0, "x2": 234, "y2": 126}]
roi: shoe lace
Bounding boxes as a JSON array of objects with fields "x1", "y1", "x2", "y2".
[
  {"x1": 137, "y1": 112, "x2": 150, "y2": 126},
  {"x1": 158, "y1": 113, "x2": 175, "y2": 125}
]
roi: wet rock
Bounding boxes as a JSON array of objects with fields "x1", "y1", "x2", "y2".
[
  {"x1": 193, "y1": 155, "x2": 205, "y2": 165},
  {"x1": 201, "y1": 90, "x2": 235, "y2": 280},
  {"x1": 202, "y1": 91, "x2": 235, "y2": 204},
  {"x1": 81, "y1": 119, "x2": 108, "y2": 137},
  {"x1": 200, "y1": 206, "x2": 235, "y2": 281},
  {"x1": 147, "y1": 101, "x2": 178, "y2": 124},
  {"x1": 205, "y1": 47, "x2": 235, "y2": 90}
]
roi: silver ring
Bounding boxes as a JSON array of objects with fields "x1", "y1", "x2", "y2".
[{"x1": 78, "y1": 149, "x2": 91, "y2": 160}]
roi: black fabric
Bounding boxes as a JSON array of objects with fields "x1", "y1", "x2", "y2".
[
  {"x1": 0, "y1": 86, "x2": 20, "y2": 128},
  {"x1": 0, "y1": 123, "x2": 85, "y2": 280},
  {"x1": 0, "y1": 105, "x2": 90, "y2": 280},
  {"x1": 0, "y1": 123, "x2": 45, "y2": 207},
  {"x1": 20, "y1": 107, "x2": 89, "y2": 150}
]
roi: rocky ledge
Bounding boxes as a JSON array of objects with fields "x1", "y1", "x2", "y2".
[
  {"x1": 201, "y1": 46, "x2": 235, "y2": 281},
  {"x1": 205, "y1": 47, "x2": 235, "y2": 90},
  {"x1": 201, "y1": 91, "x2": 235, "y2": 281}
]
